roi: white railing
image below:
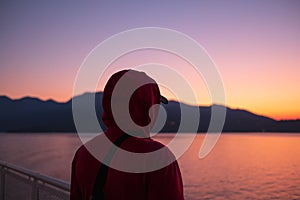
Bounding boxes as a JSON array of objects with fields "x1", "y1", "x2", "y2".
[{"x1": 0, "y1": 160, "x2": 70, "y2": 200}]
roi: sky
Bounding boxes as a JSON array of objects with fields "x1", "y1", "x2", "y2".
[{"x1": 0, "y1": 0, "x2": 300, "y2": 120}]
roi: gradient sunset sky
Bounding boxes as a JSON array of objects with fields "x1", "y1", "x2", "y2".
[{"x1": 1, "y1": 1, "x2": 299, "y2": 120}]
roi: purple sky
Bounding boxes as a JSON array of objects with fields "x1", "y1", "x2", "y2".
[{"x1": 1, "y1": 1, "x2": 300, "y2": 119}]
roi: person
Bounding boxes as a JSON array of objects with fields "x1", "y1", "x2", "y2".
[{"x1": 70, "y1": 70, "x2": 184, "y2": 200}]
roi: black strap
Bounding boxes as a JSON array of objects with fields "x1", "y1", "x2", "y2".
[{"x1": 91, "y1": 134, "x2": 130, "y2": 200}]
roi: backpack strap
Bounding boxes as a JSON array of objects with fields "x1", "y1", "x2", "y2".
[{"x1": 91, "y1": 134, "x2": 131, "y2": 200}]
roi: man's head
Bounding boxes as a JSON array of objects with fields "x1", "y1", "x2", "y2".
[{"x1": 102, "y1": 70, "x2": 167, "y2": 136}]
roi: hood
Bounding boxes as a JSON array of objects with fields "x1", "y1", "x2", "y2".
[{"x1": 102, "y1": 70, "x2": 161, "y2": 137}]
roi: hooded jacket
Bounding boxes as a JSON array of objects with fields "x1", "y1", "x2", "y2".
[{"x1": 71, "y1": 70, "x2": 184, "y2": 200}]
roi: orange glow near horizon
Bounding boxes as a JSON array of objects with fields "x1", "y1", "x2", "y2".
[{"x1": 1, "y1": 47, "x2": 300, "y2": 121}]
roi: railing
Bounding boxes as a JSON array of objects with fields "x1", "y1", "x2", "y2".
[{"x1": 0, "y1": 160, "x2": 70, "y2": 200}]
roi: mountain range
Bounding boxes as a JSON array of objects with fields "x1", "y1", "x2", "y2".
[{"x1": 0, "y1": 92, "x2": 299, "y2": 133}]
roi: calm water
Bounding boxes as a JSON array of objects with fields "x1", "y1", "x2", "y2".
[{"x1": 0, "y1": 133, "x2": 299, "y2": 199}]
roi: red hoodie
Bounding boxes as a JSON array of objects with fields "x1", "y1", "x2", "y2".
[{"x1": 71, "y1": 70, "x2": 184, "y2": 200}]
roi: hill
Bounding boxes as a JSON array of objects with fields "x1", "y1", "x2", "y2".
[{"x1": 0, "y1": 93, "x2": 299, "y2": 132}]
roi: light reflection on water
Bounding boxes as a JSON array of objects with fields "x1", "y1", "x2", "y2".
[{"x1": 0, "y1": 133, "x2": 299, "y2": 199}]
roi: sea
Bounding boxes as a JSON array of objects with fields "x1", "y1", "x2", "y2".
[{"x1": 0, "y1": 133, "x2": 299, "y2": 200}]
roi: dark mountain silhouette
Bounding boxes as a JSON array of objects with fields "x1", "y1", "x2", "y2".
[{"x1": 0, "y1": 93, "x2": 299, "y2": 133}]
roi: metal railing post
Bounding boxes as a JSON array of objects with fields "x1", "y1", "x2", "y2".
[
  {"x1": 31, "y1": 177, "x2": 38, "y2": 200},
  {"x1": 0, "y1": 165, "x2": 5, "y2": 200}
]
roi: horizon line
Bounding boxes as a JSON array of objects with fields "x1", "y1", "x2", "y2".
[{"x1": 1, "y1": 92, "x2": 299, "y2": 122}]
